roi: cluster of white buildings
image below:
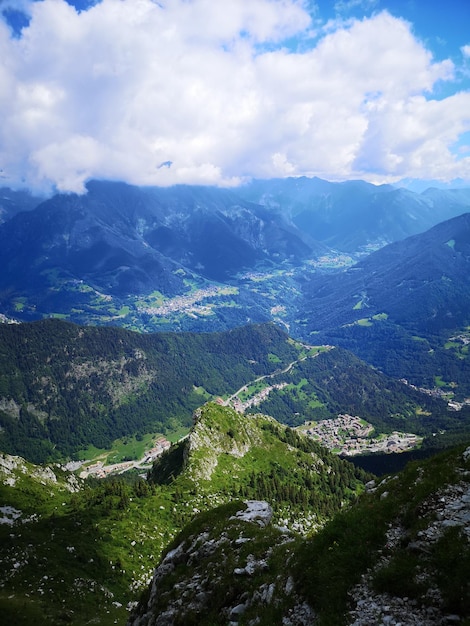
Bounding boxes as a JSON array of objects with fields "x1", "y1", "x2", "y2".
[
  {"x1": 138, "y1": 286, "x2": 236, "y2": 316},
  {"x1": 80, "y1": 437, "x2": 171, "y2": 479},
  {"x1": 230, "y1": 383, "x2": 287, "y2": 413},
  {"x1": 143, "y1": 437, "x2": 171, "y2": 462},
  {"x1": 301, "y1": 414, "x2": 422, "y2": 456}
]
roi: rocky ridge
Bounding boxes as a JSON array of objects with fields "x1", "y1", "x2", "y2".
[
  {"x1": 346, "y1": 448, "x2": 470, "y2": 626},
  {"x1": 0, "y1": 453, "x2": 81, "y2": 493},
  {"x1": 130, "y1": 445, "x2": 470, "y2": 626},
  {"x1": 127, "y1": 499, "x2": 314, "y2": 626}
]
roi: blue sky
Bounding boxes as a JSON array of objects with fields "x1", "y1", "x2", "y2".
[{"x1": 0, "y1": 0, "x2": 469, "y2": 193}]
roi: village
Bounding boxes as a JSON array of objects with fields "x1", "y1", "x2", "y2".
[
  {"x1": 228, "y1": 382, "x2": 288, "y2": 413},
  {"x1": 299, "y1": 414, "x2": 422, "y2": 456},
  {"x1": 138, "y1": 285, "x2": 237, "y2": 317},
  {"x1": 79, "y1": 392, "x2": 423, "y2": 480},
  {"x1": 400, "y1": 378, "x2": 470, "y2": 412},
  {"x1": 78, "y1": 437, "x2": 171, "y2": 479}
]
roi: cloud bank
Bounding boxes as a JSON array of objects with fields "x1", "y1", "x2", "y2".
[{"x1": 0, "y1": 0, "x2": 469, "y2": 193}]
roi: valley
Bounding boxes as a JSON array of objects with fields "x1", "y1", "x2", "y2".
[
  {"x1": 78, "y1": 411, "x2": 425, "y2": 482},
  {"x1": 76, "y1": 436, "x2": 172, "y2": 480},
  {"x1": 6, "y1": 251, "x2": 357, "y2": 334},
  {"x1": 75, "y1": 347, "x2": 429, "y2": 482},
  {"x1": 1, "y1": 177, "x2": 470, "y2": 625}
]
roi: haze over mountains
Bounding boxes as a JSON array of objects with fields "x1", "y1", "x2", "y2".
[
  {"x1": 1, "y1": 177, "x2": 470, "y2": 334},
  {"x1": 299, "y1": 210, "x2": 470, "y2": 334},
  {"x1": 239, "y1": 177, "x2": 470, "y2": 252}
]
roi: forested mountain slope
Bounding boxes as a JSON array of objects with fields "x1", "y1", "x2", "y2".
[
  {"x1": 0, "y1": 180, "x2": 325, "y2": 317},
  {"x1": 1, "y1": 318, "x2": 463, "y2": 464},
  {"x1": 299, "y1": 211, "x2": 470, "y2": 335},
  {"x1": 0, "y1": 319, "x2": 302, "y2": 462},
  {"x1": 293, "y1": 212, "x2": 470, "y2": 400}
]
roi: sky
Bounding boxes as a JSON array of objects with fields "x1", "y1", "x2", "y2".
[{"x1": 0, "y1": 0, "x2": 469, "y2": 195}]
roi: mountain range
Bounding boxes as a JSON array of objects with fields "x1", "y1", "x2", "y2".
[
  {"x1": 1, "y1": 176, "x2": 470, "y2": 456},
  {"x1": 1, "y1": 177, "x2": 470, "y2": 333},
  {"x1": 2, "y1": 318, "x2": 461, "y2": 465},
  {"x1": 238, "y1": 177, "x2": 470, "y2": 251},
  {"x1": 0, "y1": 180, "x2": 323, "y2": 317},
  {"x1": 2, "y1": 176, "x2": 470, "y2": 625},
  {"x1": 298, "y1": 211, "x2": 470, "y2": 335}
]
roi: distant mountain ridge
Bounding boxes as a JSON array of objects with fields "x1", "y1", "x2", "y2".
[
  {"x1": 298, "y1": 211, "x2": 470, "y2": 335},
  {"x1": 0, "y1": 179, "x2": 324, "y2": 301},
  {"x1": 1, "y1": 177, "x2": 469, "y2": 328},
  {"x1": 238, "y1": 176, "x2": 470, "y2": 251},
  {"x1": 0, "y1": 187, "x2": 43, "y2": 225},
  {"x1": 2, "y1": 177, "x2": 470, "y2": 399},
  {"x1": 292, "y1": 211, "x2": 470, "y2": 402}
]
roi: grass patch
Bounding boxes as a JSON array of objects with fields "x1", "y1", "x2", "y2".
[
  {"x1": 106, "y1": 432, "x2": 159, "y2": 463},
  {"x1": 294, "y1": 497, "x2": 393, "y2": 625},
  {"x1": 78, "y1": 432, "x2": 165, "y2": 464},
  {"x1": 432, "y1": 526, "x2": 470, "y2": 614},
  {"x1": 372, "y1": 313, "x2": 388, "y2": 321},
  {"x1": 193, "y1": 386, "x2": 212, "y2": 399},
  {"x1": 165, "y1": 426, "x2": 190, "y2": 443},
  {"x1": 294, "y1": 445, "x2": 468, "y2": 625},
  {"x1": 372, "y1": 549, "x2": 425, "y2": 598},
  {"x1": 13, "y1": 299, "x2": 26, "y2": 312}
]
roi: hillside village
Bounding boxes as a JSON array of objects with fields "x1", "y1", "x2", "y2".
[
  {"x1": 298, "y1": 414, "x2": 422, "y2": 456},
  {"x1": 78, "y1": 437, "x2": 171, "y2": 479}
]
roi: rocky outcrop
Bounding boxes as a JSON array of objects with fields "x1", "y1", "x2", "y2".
[
  {"x1": 0, "y1": 452, "x2": 81, "y2": 492},
  {"x1": 130, "y1": 445, "x2": 470, "y2": 625},
  {"x1": 127, "y1": 500, "x2": 315, "y2": 626},
  {"x1": 346, "y1": 445, "x2": 470, "y2": 626},
  {"x1": 183, "y1": 405, "x2": 266, "y2": 482}
]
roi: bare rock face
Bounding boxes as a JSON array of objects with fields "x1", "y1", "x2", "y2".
[
  {"x1": 230, "y1": 500, "x2": 273, "y2": 528},
  {"x1": 127, "y1": 499, "x2": 313, "y2": 626},
  {"x1": 129, "y1": 445, "x2": 470, "y2": 626},
  {"x1": 0, "y1": 452, "x2": 81, "y2": 492},
  {"x1": 184, "y1": 405, "x2": 265, "y2": 482}
]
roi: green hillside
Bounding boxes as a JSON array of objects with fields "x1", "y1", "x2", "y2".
[
  {"x1": 243, "y1": 345, "x2": 470, "y2": 454},
  {"x1": 0, "y1": 403, "x2": 369, "y2": 625},
  {"x1": 2, "y1": 318, "x2": 465, "y2": 466},
  {"x1": 0, "y1": 319, "x2": 302, "y2": 462},
  {"x1": 131, "y1": 441, "x2": 470, "y2": 626}
]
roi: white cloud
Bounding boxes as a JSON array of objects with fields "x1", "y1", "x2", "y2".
[
  {"x1": 0, "y1": 0, "x2": 469, "y2": 193},
  {"x1": 462, "y1": 44, "x2": 470, "y2": 58}
]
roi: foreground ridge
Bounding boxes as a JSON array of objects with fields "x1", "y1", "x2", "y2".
[{"x1": 130, "y1": 443, "x2": 470, "y2": 625}]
